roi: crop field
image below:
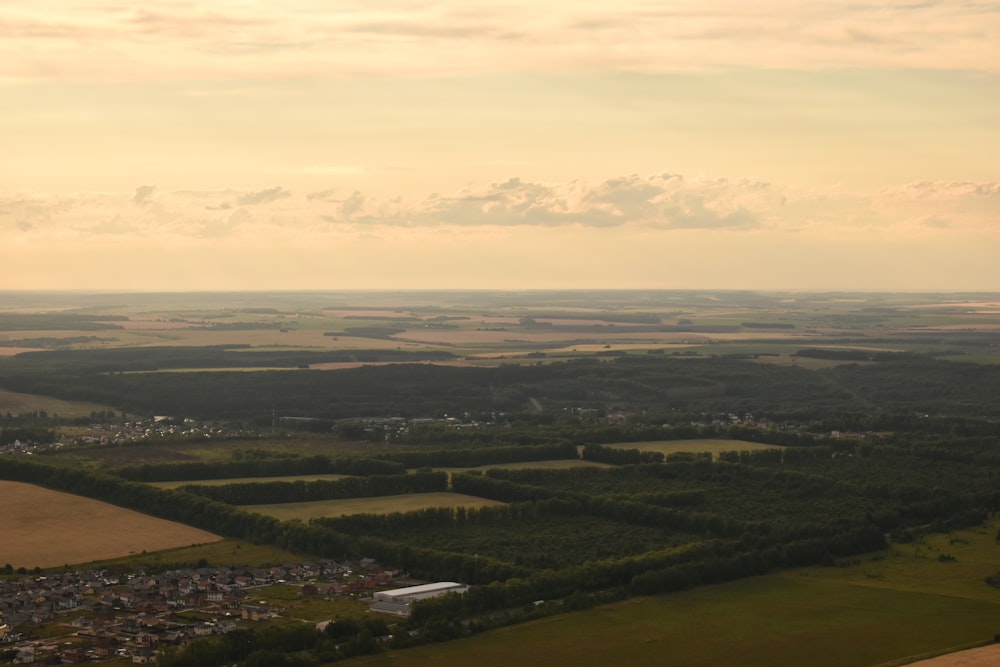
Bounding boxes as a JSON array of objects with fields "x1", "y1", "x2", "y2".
[
  {"x1": 0, "y1": 481, "x2": 221, "y2": 569},
  {"x1": 0, "y1": 387, "x2": 118, "y2": 419},
  {"x1": 3, "y1": 291, "x2": 1000, "y2": 363},
  {"x1": 243, "y1": 492, "x2": 505, "y2": 521},
  {"x1": 605, "y1": 439, "x2": 783, "y2": 459}
]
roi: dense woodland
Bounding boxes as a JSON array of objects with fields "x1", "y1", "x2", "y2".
[
  {"x1": 2, "y1": 349, "x2": 1000, "y2": 421},
  {"x1": 2, "y1": 325, "x2": 1000, "y2": 664}
]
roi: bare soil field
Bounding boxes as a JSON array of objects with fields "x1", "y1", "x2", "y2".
[
  {"x1": 901, "y1": 645, "x2": 1000, "y2": 666},
  {"x1": 309, "y1": 360, "x2": 477, "y2": 370},
  {"x1": 323, "y1": 309, "x2": 418, "y2": 318},
  {"x1": 393, "y1": 329, "x2": 706, "y2": 345},
  {"x1": 0, "y1": 347, "x2": 44, "y2": 356},
  {"x1": 906, "y1": 644, "x2": 1000, "y2": 667},
  {"x1": 0, "y1": 481, "x2": 221, "y2": 569}
]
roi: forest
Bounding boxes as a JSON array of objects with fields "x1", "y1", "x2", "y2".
[{"x1": 1, "y1": 290, "x2": 999, "y2": 665}]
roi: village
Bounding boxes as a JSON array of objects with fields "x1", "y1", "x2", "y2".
[{"x1": 0, "y1": 558, "x2": 400, "y2": 664}]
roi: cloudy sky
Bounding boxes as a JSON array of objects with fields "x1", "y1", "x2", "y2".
[{"x1": 2, "y1": 1, "x2": 998, "y2": 291}]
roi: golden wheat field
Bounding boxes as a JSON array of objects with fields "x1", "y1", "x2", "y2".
[{"x1": 0, "y1": 481, "x2": 221, "y2": 569}]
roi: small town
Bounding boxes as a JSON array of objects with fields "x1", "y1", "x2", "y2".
[{"x1": 0, "y1": 558, "x2": 401, "y2": 664}]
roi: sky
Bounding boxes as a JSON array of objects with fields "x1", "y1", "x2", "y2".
[{"x1": 2, "y1": 1, "x2": 998, "y2": 292}]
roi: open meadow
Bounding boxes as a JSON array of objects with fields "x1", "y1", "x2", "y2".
[
  {"x1": 243, "y1": 492, "x2": 505, "y2": 521},
  {"x1": 339, "y1": 576, "x2": 1000, "y2": 667},
  {"x1": 0, "y1": 481, "x2": 221, "y2": 569},
  {"x1": 338, "y1": 519, "x2": 1000, "y2": 667}
]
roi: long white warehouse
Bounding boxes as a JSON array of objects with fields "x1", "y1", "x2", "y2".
[{"x1": 369, "y1": 582, "x2": 468, "y2": 616}]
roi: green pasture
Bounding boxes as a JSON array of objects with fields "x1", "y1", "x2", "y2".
[
  {"x1": 252, "y1": 583, "x2": 385, "y2": 623},
  {"x1": 337, "y1": 519, "x2": 1000, "y2": 667},
  {"x1": 802, "y1": 523, "x2": 1000, "y2": 604},
  {"x1": 244, "y1": 492, "x2": 505, "y2": 521},
  {"x1": 604, "y1": 439, "x2": 783, "y2": 459},
  {"x1": 340, "y1": 577, "x2": 1000, "y2": 667}
]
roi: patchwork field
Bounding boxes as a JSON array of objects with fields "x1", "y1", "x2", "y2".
[
  {"x1": 0, "y1": 481, "x2": 221, "y2": 569},
  {"x1": 244, "y1": 492, "x2": 505, "y2": 521}
]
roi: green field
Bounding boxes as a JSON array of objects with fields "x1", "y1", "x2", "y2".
[
  {"x1": 334, "y1": 519, "x2": 1000, "y2": 667},
  {"x1": 340, "y1": 577, "x2": 1000, "y2": 667},
  {"x1": 251, "y1": 583, "x2": 390, "y2": 623},
  {"x1": 245, "y1": 492, "x2": 506, "y2": 521},
  {"x1": 605, "y1": 439, "x2": 783, "y2": 459},
  {"x1": 338, "y1": 521, "x2": 1000, "y2": 667}
]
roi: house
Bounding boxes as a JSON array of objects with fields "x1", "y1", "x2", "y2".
[{"x1": 132, "y1": 648, "x2": 156, "y2": 664}]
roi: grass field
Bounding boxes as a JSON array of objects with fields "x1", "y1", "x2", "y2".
[
  {"x1": 244, "y1": 492, "x2": 505, "y2": 521},
  {"x1": 0, "y1": 481, "x2": 221, "y2": 569},
  {"x1": 604, "y1": 439, "x2": 783, "y2": 459},
  {"x1": 337, "y1": 523, "x2": 1000, "y2": 667},
  {"x1": 252, "y1": 583, "x2": 391, "y2": 623},
  {"x1": 339, "y1": 577, "x2": 1000, "y2": 667}
]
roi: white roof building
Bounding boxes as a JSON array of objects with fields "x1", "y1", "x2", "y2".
[{"x1": 369, "y1": 582, "x2": 468, "y2": 616}]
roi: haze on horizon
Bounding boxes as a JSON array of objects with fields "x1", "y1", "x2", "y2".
[{"x1": 2, "y1": 1, "x2": 997, "y2": 292}]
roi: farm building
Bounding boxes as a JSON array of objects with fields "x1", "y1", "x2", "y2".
[{"x1": 369, "y1": 581, "x2": 468, "y2": 616}]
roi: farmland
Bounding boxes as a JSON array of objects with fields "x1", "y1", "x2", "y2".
[
  {"x1": 338, "y1": 519, "x2": 1000, "y2": 667},
  {"x1": 1, "y1": 289, "x2": 1000, "y2": 667},
  {"x1": 339, "y1": 574, "x2": 1000, "y2": 667},
  {"x1": 604, "y1": 438, "x2": 783, "y2": 460},
  {"x1": 0, "y1": 480, "x2": 221, "y2": 569},
  {"x1": 244, "y1": 491, "x2": 505, "y2": 521}
]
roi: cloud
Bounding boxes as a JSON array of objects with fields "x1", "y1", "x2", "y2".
[
  {"x1": 401, "y1": 174, "x2": 768, "y2": 230},
  {"x1": 2, "y1": 1, "x2": 998, "y2": 83},
  {"x1": 133, "y1": 184, "x2": 157, "y2": 205},
  {"x1": 3, "y1": 176, "x2": 998, "y2": 244},
  {"x1": 235, "y1": 187, "x2": 291, "y2": 206}
]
